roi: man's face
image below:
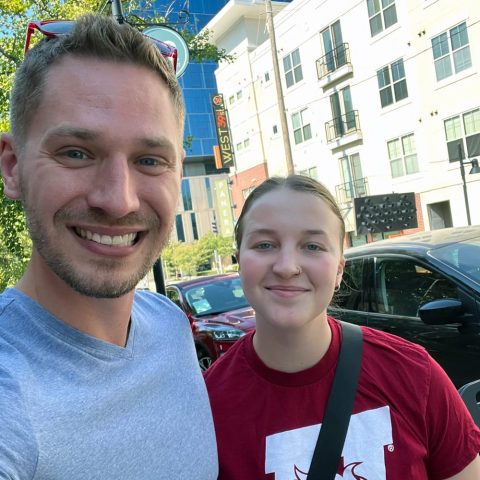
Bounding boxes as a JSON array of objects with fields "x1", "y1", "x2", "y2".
[{"x1": 7, "y1": 56, "x2": 184, "y2": 298}]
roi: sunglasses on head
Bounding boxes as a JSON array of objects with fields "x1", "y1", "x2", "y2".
[{"x1": 24, "y1": 20, "x2": 179, "y2": 74}]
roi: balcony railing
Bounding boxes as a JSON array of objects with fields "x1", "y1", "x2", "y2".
[
  {"x1": 325, "y1": 110, "x2": 361, "y2": 143},
  {"x1": 316, "y1": 43, "x2": 351, "y2": 80},
  {"x1": 335, "y1": 177, "x2": 369, "y2": 204}
]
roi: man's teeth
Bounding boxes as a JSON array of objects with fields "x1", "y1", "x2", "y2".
[{"x1": 76, "y1": 228, "x2": 137, "y2": 246}]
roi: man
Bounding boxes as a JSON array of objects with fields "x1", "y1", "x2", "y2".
[{"x1": 0, "y1": 14, "x2": 217, "y2": 479}]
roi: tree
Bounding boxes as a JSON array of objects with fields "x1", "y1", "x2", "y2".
[{"x1": 0, "y1": 0, "x2": 233, "y2": 289}]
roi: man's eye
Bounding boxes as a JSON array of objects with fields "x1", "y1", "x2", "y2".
[
  {"x1": 138, "y1": 157, "x2": 159, "y2": 167},
  {"x1": 62, "y1": 149, "x2": 88, "y2": 160}
]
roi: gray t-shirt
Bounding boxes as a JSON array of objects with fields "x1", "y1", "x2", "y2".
[{"x1": 0, "y1": 288, "x2": 218, "y2": 479}]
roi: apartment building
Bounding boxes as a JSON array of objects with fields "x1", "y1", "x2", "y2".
[{"x1": 205, "y1": 0, "x2": 480, "y2": 244}]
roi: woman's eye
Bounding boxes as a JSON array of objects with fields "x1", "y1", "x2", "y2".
[
  {"x1": 254, "y1": 242, "x2": 273, "y2": 250},
  {"x1": 306, "y1": 243, "x2": 324, "y2": 252}
]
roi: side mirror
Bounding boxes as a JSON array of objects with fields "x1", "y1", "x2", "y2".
[{"x1": 418, "y1": 298, "x2": 464, "y2": 325}]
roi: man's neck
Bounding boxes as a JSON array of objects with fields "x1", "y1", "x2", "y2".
[{"x1": 17, "y1": 263, "x2": 135, "y2": 347}]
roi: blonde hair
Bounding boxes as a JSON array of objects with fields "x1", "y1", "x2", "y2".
[{"x1": 10, "y1": 14, "x2": 185, "y2": 150}]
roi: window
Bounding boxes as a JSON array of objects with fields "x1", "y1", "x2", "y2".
[
  {"x1": 377, "y1": 58, "x2": 408, "y2": 108},
  {"x1": 242, "y1": 186, "x2": 255, "y2": 200},
  {"x1": 283, "y1": 48, "x2": 303, "y2": 88},
  {"x1": 328, "y1": 86, "x2": 357, "y2": 140},
  {"x1": 181, "y1": 179, "x2": 192, "y2": 210},
  {"x1": 190, "y1": 213, "x2": 198, "y2": 240},
  {"x1": 444, "y1": 108, "x2": 480, "y2": 160},
  {"x1": 272, "y1": 125, "x2": 278, "y2": 135},
  {"x1": 264, "y1": 71, "x2": 270, "y2": 83},
  {"x1": 236, "y1": 90, "x2": 243, "y2": 100},
  {"x1": 243, "y1": 138, "x2": 250, "y2": 149},
  {"x1": 374, "y1": 258, "x2": 458, "y2": 316},
  {"x1": 291, "y1": 109, "x2": 312, "y2": 145},
  {"x1": 367, "y1": 0, "x2": 397, "y2": 37},
  {"x1": 205, "y1": 177, "x2": 213, "y2": 209},
  {"x1": 299, "y1": 166, "x2": 318, "y2": 180},
  {"x1": 339, "y1": 153, "x2": 366, "y2": 200},
  {"x1": 228, "y1": 95, "x2": 235, "y2": 105},
  {"x1": 432, "y1": 22, "x2": 471, "y2": 81},
  {"x1": 332, "y1": 258, "x2": 367, "y2": 311},
  {"x1": 236, "y1": 142, "x2": 243, "y2": 151},
  {"x1": 175, "y1": 215, "x2": 185, "y2": 242},
  {"x1": 321, "y1": 20, "x2": 346, "y2": 74},
  {"x1": 387, "y1": 133, "x2": 419, "y2": 178}
]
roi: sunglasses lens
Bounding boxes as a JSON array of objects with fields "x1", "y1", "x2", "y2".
[{"x1": 39, "y1": 20, "x2": 75, "y2": 35}]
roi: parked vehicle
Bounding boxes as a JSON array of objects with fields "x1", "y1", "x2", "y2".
[
  {"x1": 329, "y1": 225, "x2": 480, "y2": 388},
  {"x1": 166, "y1": 273, "x2": 255, "y2": 370}
]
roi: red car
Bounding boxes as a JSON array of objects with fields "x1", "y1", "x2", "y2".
[{"x1": 166, "y1": 273, "x2": 256, "y2": 370}]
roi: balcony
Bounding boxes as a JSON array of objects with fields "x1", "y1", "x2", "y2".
[
  {"x1": 316, "y1": 43, "x2": 353, "y2": 89},
  {"x1": 335, "y1": 177, "x2": 369, "y2": 205},
  {"x1": 325, "y1": 110, "x2": 362, "y2": 148}
]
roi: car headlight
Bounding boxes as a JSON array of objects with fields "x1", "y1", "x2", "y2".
[{"x1": 208, "y1": 328, "x2": 246, "y2": 341}]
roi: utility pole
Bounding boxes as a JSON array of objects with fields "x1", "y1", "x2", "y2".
[{"x1": 265, "y1": 0, "x2": 294, "y2": 174}]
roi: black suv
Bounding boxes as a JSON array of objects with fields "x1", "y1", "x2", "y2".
[{"x1": 329, "y1": 226, "x2": 480, "y2": 388}]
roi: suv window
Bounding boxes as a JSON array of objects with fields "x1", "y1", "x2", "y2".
[
  {"x1": 333, "y1": 258, "x2": 367, "y2": 311},
  {"x1": 166, "y1": 288, "x2": 182, "y2": 308},
  {"x1": 373, "y1": 258, "x2": 459, "y2": 317}
]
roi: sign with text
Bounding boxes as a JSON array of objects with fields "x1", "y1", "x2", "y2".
[{"x1": 211, "y1": 94, "x2": 235, "y2": 168}]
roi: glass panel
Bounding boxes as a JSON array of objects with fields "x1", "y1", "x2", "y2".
[
  {"x1": 377, "y1": 67, "x2": 390, "y2": 88},
  {"x1": 391, "y1": 59, "x2": 404, "y2": 82},
  {"x1": 205, "y1": 177, "x2": 213, "y2": 208},
  {"x1": 181, "y1": 178, "x2": 192, "y2": 210},
  {"x1": 294, "y1": 129, "x2": 303, "y2": 145},
  {"x1": 453, "y1": 47, "x2": 472, "y2": 73},
  {"x1": 393, "y1": 79, "x2": 408, "y2": 101},
  {"x1": 444, "y1": 116, "x2": 461, "y2": 141},
  {"x1": 303, "y1": 124, "x2": 312, "y2": 141},
  {"x1": 342, "y1": 86, "x2": 353, "y2": 113},
  {"x1": 291, "y1": 48, "x2": 301, "y2": 67},
  {"x1": 190, "y1": 213, "x2": 198, "y2": 240},
  {"x1": 176, "y1": 215, "x2": 185, "y2": 242},
  {"x1": 463, "y1": 109, "x2": 480, "y2": 136},
  {"x1": 432, "y1": 32, "x2": 449, "y2": 59},
  {"x1": 390, "y1": 159, "x2": 404, "y2": 178},
  {"x1": 402, "y1": 134, "x2": 416, "y2": 155},
  {"x1": 382, "y1": 0, "x2": 394, "y2": 6},
  {"x1": 367, "y1": 0, "x2": 380, "y2": 17},
  {"x1": 450, "y1": 22, "x2": 468, "y2": 50},
  {"x1": 387, "y1": 139, "x2": 401, "y2": 159},
  {"x1": 332, "y1": 20, "x2": 343, "y2": 46},
  {"x1": 283, "y1": 55, "x2": 292, "y2": 71},
  {"x1": 370, "y1": 14, "x2": 383, "y2": 36},
  {"x1": 322, "y1": 28, "x2": 333, "y2": 53},
  {"x1": 286, "y1": 71, "x2": 294, "y2": 88},
  {"x1": 405, "y1": 154, "x2": 419, "y2": 174},
  {"x1": 292, "y1": 112, "x2": 301, "y2": 129},
  {"x1": 383, "y1": 4, "x2": 397, "y2": 29},
  {"x1": 434, "y1": 57, "x2": 452, "y2": 81},
  {"x1": 380, "y1": 87, "x2": 393, "y2": 107},
  {"x1": 294, "y1": 65, "x2": 304, "y2": 83}
]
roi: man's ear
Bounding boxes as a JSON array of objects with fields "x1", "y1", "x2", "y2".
[{"x1": 0, "y1": 134, "x2": 22, "y2": 200}]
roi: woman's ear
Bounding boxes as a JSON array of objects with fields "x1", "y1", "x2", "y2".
[
  {"x1": 0, "y1": 134, "x2": 22, "y2": 200},
  {"x1": 336, "y1": 256, "x2": 345, "y2": 286}
]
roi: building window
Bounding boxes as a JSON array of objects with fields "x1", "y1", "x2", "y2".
[
  {"x1": 176, "y1": 215, "x2": 185, "y2": 242},
  {"x1": 236, "y1": 90, "x2": 243, "y2": 100},
  {"x1": 387, "y1": 133, "x2": 419, "y2": 178},
  {"x1": 339, "y1": 153, "x2": 366, "y2": 200},
  {"x1": 283, "y1": 48, "x2": 303, "y2": 88},
  {"x1": 228, "y1": 95, "x2": 235, "y2": 105},
  {"x1": 299, "y1": 166, "x2": 318, "y2": 180},
  {"x1": 236, "y1": 142, "x2": 243, "y2": 151},
  {"x1": 205, "y1": 177, "x2": 213, "y2": 208},
  {"x1": 272, "y1": 125, "x2": 278, "y2": 135},
  {"x1": 242, "y1": 186, "x2": 256, "y2": 200},
  {"x1": 181, "y1": 178, "x2": 192, "y2": 210},
  {"x1": 291, "y1": 109, "x2": 312, "y2": 145},
  {"x1": 367, "y1": 0, "x2": 397, "y2": 37},
  {"x1": 190, "y1": 213, "x2": 198, "y2": 240},
  {"x1": 444, "y1": 108, "x2": 480, "y2": 161},
  {"x1": 243, "y1": 138, "x2": 250, "y2": 149},
  {"x1": 264, "y1": 71, "x2": 270, "y2": 83},
  {"x1": 320, "y1": 20, "x2": 346, "y2": 74},
  {"x1": 377, "y1": 58, "x2": 408, "y2": 108},
  {"x1": 432, "y1": 22, "x2": 472, "y2": 81}
]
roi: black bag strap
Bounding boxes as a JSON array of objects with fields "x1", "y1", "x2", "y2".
[{"x1": 306, "y1": 321, "x2": 363, "y2": 480}]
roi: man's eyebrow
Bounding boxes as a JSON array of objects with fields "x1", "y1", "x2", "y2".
[
  {"x1": 248, "y1": 228, "x2": 328, "y2": 236},
  {"x1": 138, "y1": 136, "x2": 176, "y2": 151},
  {"x1": 44, "y1": 126, "x2": 99, "y2": 141}
]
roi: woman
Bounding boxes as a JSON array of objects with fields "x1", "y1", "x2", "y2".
[{"x1": 204, "y1": 175, "x2": 480, "y2": 479}]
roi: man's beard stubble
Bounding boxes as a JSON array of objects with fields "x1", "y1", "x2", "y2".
[{"x1": 23, "y1": 201, "x2": 172, "y2": 299}]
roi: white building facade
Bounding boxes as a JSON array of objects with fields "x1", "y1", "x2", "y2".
[{"x1": 205, "y1": 0, "x2": 480, "y2": 244}]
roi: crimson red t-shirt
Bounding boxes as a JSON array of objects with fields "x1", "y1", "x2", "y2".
[{"x1": 204, "y1": 317, "x2": 480, "y2": 479}]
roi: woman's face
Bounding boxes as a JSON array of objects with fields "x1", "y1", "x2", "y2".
[{"x1": 238, "y1": 188, "x2": 344, "y2": 333}]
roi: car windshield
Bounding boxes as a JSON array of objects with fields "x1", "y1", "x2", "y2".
[
  {"x1": 183, "y1": 277, "x2": 250, "y2": 316},
  {"x1": 430, "y1": 239, "x2": 480, "y2": 284}
]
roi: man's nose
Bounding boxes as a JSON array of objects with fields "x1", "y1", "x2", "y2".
[{"x1": 87, "y1": 157, "x2": 140, "y2": 218}]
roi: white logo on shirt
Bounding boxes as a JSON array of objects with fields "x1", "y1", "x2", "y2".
[{"x1": 265, "y1": 406, "x2": 392, "y2": 479}]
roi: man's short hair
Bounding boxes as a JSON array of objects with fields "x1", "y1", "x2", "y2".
[{"x1": 10, "y1": 14, "x2": 185, "y2": 150}]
